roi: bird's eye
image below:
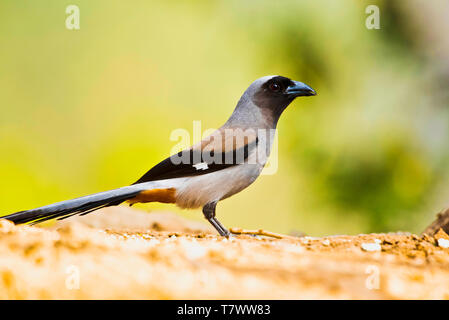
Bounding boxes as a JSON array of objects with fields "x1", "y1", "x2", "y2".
[{"x1": 269, "y1": 83, "x2": 281, "y2": 92}]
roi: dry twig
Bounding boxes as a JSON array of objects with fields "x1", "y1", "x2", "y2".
[{"x1": 229, "y1": 227, "x2": 299, "y2": 240}]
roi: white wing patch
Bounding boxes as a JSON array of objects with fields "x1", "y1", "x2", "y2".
[{"x1": 193, "y1": 162, "x2": 209, "y2": 171}]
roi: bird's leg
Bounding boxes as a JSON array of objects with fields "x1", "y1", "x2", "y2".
[{"x1": 202, "y1": 201, "x2": 230, "y2": 237}]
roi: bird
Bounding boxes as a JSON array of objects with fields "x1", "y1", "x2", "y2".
[{"x1": 2, "y1": 75, "x2": 316, "y2": 237}]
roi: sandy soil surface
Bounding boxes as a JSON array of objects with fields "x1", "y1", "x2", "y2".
[{"x1": 1, "y1": 207, "x2": 449, "y2": 299}]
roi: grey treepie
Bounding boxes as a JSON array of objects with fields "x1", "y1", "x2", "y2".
[{"x1": 3, "y1": 75, "x2": 316, "y2": 236}]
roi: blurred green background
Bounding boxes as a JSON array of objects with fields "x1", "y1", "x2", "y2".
[{"x1": 1, "y1": 0, "x2": 448, "y2": 235}]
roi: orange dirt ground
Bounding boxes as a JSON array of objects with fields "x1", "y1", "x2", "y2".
[{"x1": 1, "y1": 206, "x2": 449, "y2": 299}]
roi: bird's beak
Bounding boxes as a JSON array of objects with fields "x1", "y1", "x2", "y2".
[{"x1": 286, "y1": 81, "x2": 316, "y2": 97}]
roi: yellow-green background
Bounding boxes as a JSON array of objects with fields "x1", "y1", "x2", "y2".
[{"x1": 1, "y1": 0, "x2": 448, "y2": 235}]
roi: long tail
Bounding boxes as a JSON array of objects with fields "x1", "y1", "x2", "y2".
[{"x1": 1, "y1": 183, "x2": 163, "y2": 225}]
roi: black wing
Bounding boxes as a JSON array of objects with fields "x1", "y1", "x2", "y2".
[{"x1": 133, "y1": 137, "x2": 258, "y2": 184}]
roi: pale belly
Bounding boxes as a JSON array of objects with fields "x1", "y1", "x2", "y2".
[{"x1": 174, "y1": 162, "x2": 264, "y2": 209}]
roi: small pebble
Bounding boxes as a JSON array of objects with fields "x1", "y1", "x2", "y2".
[
  {"x1": 361, "y1": 242, "x2": 381, "y2": 252},
  {"x1": 437, "y1": 238, "x2": 449, "y2": 248}
]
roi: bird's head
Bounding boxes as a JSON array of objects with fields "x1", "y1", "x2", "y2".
[
  {"x1": 240, "y1": 75, "x2": 316, "y2": 125},
  {"x1": 250, "y1": 75, "x2": 316, "y2": 108},
  {"x1": 228, "y1": 75, "x2": 316, "y2": 128}
]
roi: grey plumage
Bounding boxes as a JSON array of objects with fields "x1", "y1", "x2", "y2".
[{"x1": 2, "y1": 75, "x2": 316, "y2": 235}]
